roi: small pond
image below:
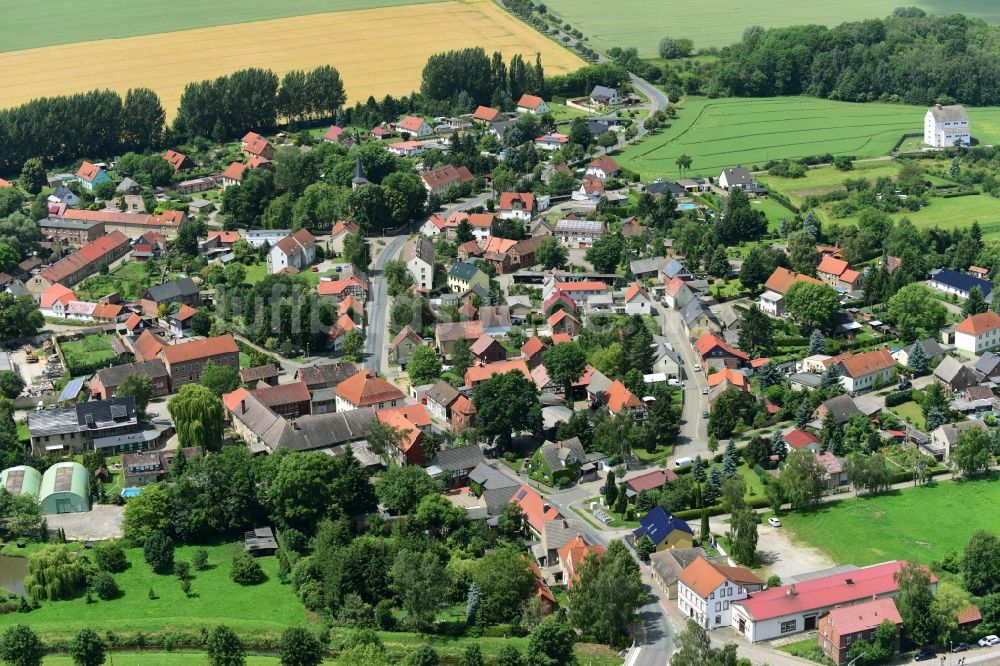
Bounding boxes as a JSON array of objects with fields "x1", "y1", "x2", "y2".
[{"x1": 0, "y1": 555, "x2": 28, "y2": 596}]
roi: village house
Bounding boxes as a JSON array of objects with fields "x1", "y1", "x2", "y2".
[
  {"x1": 447, "y1": 262, "x2": 489, "y2": 293},
  {"x1": 27, "y1": 397, "x2": 138, "y2": 456},
  {"x1": 420, "y1": 165, "x2": 474, "y2": 196},
  {"x1": 521, "y1": 336, "x2": 548, "y2": 369},
  {"x1": 167, "y1": 305, "x2": 198, "y2": 338},
  {"x1": 221, "y1": 162, "x2": 248, "y2": 189},
  {"x1": 38, "y1": 218, "x2": 105, "y2": 247},
  {"x1": 29, "y1": 231, "x2": 131, "y2": 294},
  {"x1": 428, "y1": 444, "x2": 485, "y2": 487},
  {"x1": 322, "y1": 125, "x2": 354, "y2": 146},
  {"x1": 295, "y1": 362, "x2": 358, "y2": 392},
  {"x1": 241, "y1": 132, "x2": 275, "y2": 160},
  {"x1": 162, "y1": 149, "x2": 194, "y2": 172},
  {"x1": 924, "y1": 104, "x2": 970, "y2": 148},
  {"x1": 650, "y1": 548, "x2": 708, "y2": 600},
  {"x1": 435, "y1": 321, "x2": 485, "y2": 359},
  {"x1": 390, "y1": 326, "x2": 423, "y2": 367},
  {"x1": 479, "y1": 306, "x2": 513, "y2": 337},
  {"x1": 718, "y1": 167, "x2": 756, "y2": 191},
  {"x1": 559, "y1": 536, "x2": 605, "y2": 588},
  {"x1": 499, "y1": 192, "x2": 537, "y2": 221},
  {"x1": 731, "y1": 561, "x2": 930, "y2": 643},
  {"x1": 472, "y1": 106, "x2": 501, "y2": 123},
  {"x1": 317, "y1": 274, "x2": 369, "y2": 301},
  {"x1": 470, "y1": 334, "x2": 506, "y2": 365},
  {"x1": 784, "y1": 429, "x2": 822, "y2": 454},
  {"x1": 891, "y1": 339, "x2": 952, "y2": 367},
  {"x1": 90, "y1": 359, "x2": 170, "y2": 401},
  {"x1": 633, "y1": 506, "x2": 694, "y2": 551},
  {"x1": 554, "y1": 219, "x2": 605, "y2": 248},
  {"x1": 661, "y1": 259, "x2": 694, "y2": 282},
  {"x1": 153, "y1": 334, "x2": 240, "y2": 390},
  {"x1": 818, "y1": 598, "x2": 902, "y2": 665},
  {"x1": 143, "y1": 277, "x2": 200, "y2": 308},
  {"x1": 929, "y1": 268, "x2": 993, "y2": 300},
  {"x1": 584, "y1": 156, "x2": 621, "y2": 181},
  {"x1": 123, "y1": 447, "x2": 202, "y2": 486},
  {"x1": 516, "y1": 94, "x2": 550, "y2": 115},
  {"x1": 240, "y1": 364, "x2": 279, "y2": 387},
  {"x1": 833, "y1": 348, "x2": 895, "y2": 394},
  {"x1": 401, "y1": 235, "x2": 435, "y2": 291},
  {"x1": 132, "y1": 232, "x2": 168, "y2": 262},
  {"x1": 329, "y1": 221, "x2": 360, "y2": 254},
  {"x1": 465, "y1": 359, "x2": 531, "y2": 389},
  {"x1": 759, "y1": 267, "x2": 824, "y2": 317},
  {"x1": 932, "y1": 355, "x2": 979, "y2": 391},
  {"x1": 589, "y1": 85, "x2": 624, "y2": 107},
  {"x1": 816, "y1": 256, "x2": 863, "y2": 291},
  {"x1": 251, "y1": 381, "x2": 312, "y2": 418},
  {"x1": 624, "y1": 282, "x2": 652, "y2": 315},
  {"x1": 39, "y1": 284, "x2": 76, "y2": 318},
  {"x1": 397, "y1": 115, "x2": 433, "y2": 138},
  {"x1": 603, "y1": 380, "x2": 646, "y2": 424},
  {"x1": 267, "y1": 228, "x2": 316, "y2": 274},
  {"x1": 482, "y1": 235, "x2": 544, "y2": 273},
  {"x1": 51, "y1": 208, "x2": 185, "y2": 239},
  {"x1": 387, "y1": 141, "x2": 426, "y2": 157},
  {"x1": 624, "y1": 469, "x2": 678, "y2": 500},
  {"x1": 694, "y1": 332, "x2": 747, "y2": 369},
  {"x1": 932, "y1": 419, "x2": 988, "y2": 460},
  {"x1": 548, "y1": 309, "x2": 580, "y2": 337},
  {"x1": 75, "y1": 161, "x2": 110, "y2": 191},
  {"x1": 677, "y1": 556, "x2": 764, "y2": 631},
  {"x1": 334, "y1": 370, "x2": 405, "y2": 412},
  {"x1": 955, "y1": 310, "x2": 1000, "y2": 355},
  {"x1": 663, "y1": 277, "x2": 694, "y2": 310}
]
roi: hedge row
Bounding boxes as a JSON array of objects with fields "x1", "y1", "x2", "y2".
[
  {"x1": 884, "y1": 389, "x2": 913, "y2": 407},
  {"x1": 674, "y1": 495, "x2": 771, "y2": 520}
]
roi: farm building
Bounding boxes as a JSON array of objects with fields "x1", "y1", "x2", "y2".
[
  {"x1": 39, "y1": 462, "x2": 90, "y2": 514},
  {"x1": 0, "y1": 466, "x2": 41, "y2": 497}
]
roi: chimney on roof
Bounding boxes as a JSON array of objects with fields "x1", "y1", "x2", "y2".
[
  {"x1": 240, "y1": 400, "x2": 246, "y2": 414},
  {"x1": 291, "y1": 420, "x2": 300, "y2": 430},
  {"x1": 543, "y1": 503, "x2": 551, "y2": 513},
  {"x1": 786, "y1": 585, "x2": 797, "y2": 597},
  {"x1": 844, "y1": 578, "x2": 854, "y2": 586}
]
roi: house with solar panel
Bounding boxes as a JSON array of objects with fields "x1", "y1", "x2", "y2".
[{"x1": 26, "y1": 397, "x2": 139, "y2": 456}]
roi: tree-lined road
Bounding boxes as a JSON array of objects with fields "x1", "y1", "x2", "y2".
[{"x1": 364, "y1": 234, "x2": 407, "y2": 372}]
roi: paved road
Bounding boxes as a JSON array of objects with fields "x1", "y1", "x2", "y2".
[
  {"x1": 363, "y1": 234, "x2": 407, "y2": 372},
  {"x1": 629, "y1": 74, "x2": 668, "y2": 138},
  {"x1": 654, "y1": 302, "x2": 710, "y2": 462}
]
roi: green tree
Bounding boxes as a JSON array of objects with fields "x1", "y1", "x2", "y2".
[
  {"x1": 206, "y1": 625, "x2": 246, "y2": 666},
  {"x1": 143, "y1": 530, "x2": 175, "y2": 574},
  {"x1": 122, "y1": 482, "x2": 171, "y2": 544},
  {"x1": 951, "y1": 425, "x2": 992, "y2": 476},
  {"x1": 0, "y1": 371, "x2": 23, "y2": 400},
  {"x1": 391, "y1": 549, "x2": 448, "y2": 629},
  {"x1": 784, "y1": 281, "x2": 841, "y2": 331},
  {"x1": 362, "y1": 418, "x2": 405, "y2": 468},
  {"x1": 887, "y1": 284, "x2": 947, "y2": 342},
  {"x1": 231, "y1": 550, "x2": 266, "y2": 585},
  {"x1": 728, "y1": 507, "x2": 758, "y2": 566},
  {"x1": 567, "y1": 541, "x2": 645, "y2": 646},
  {"x1": 0, "y1": 624, "x2": 44, "y2": 666},
  {"x1": 190, "y1": 310, "x2": 212, "y2": 337},
  {"x1": 779, "y1": 449, "x2": 825, "y2": 509},
  {"x1": 406, "y1": 345, "x2": 442, "y2": 385},
  {"x1": 0, "y1": 245, "x2": 18, "y2": 274},
  {"x1": 94, "y1": 541, "x2": 128, "y2": 573},
  {"x1": 845, "y1": 619, "x2": 897, "y2": 666},
  {"x1": 343, "y1": 232, "x2": 371, "y2": 270},
  {"x1": 460, "y1": 645, "x2": 484, "y2": 666},
  {"x1": 908, "y1": 343, "x2": 929, "y2": 376},
  {"x1": 963, "y1": 529, "x2": 1000, "y2": 597},
  {"x1": 404, "y1": 647, "x2": 439, "y2": 666},
  {"x1": 278, "y1": 627, "x2": 324, "y2": 666},
  {"x1": 199, "y1": 360, "x2": 241, "y2": 396},
  {"x1": 375, "y1": 464, "x2": 441, "y2": 514},
  {"x1": 472, "y1": 546, "x2": 535, "y2": 625},
  {"x1": 894, "y1": 561, "x2": 938, "y2": 647},
  {"x1": 168, "y1": 384, "x2": 224, "y2": 451},
  {"x1": 495, "y1": 645, "x2": 525, "y2": 666},
  {"x1": 807, "y1": 329, "x2": 826, "y2": 355},
  {"x1": 527, "y1": 619, "x2": 576, "y2": 666},
  {"x1": 69, "y1": 628, "x2": 106, "y2": 666},
  {"x1": 473, "y1": 370, "x2": 542, "y2": 451},
  {"x1": 670, "y1": 620, "x2": 741, "y2": 666},
  {"x1": 19, "y1": 158, "x2": 46, "y2": 195},
  {"x1": 585, "y1": 233, "x2": 624, "y2": 273},
  {"x1": 737, "y1": 305, "x2": 773, "y2": 358},
  {"x1": 535, "y1": 236, "x2": 568, "y2": 270},
  {"x1": 0, "y1": 294, "x2": 44, "y2": 340},
  {"x1": 542, "y1": 342, "x2": 587, "y2": 405},
  {"x1": 964, "y1": 285, "x2": 988, "y2": 317},
  {"x1": 342, "y1": 329, "x2": 364, "y2": 362}
]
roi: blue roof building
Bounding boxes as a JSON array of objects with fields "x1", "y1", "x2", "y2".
[
  {"x1": 929, "y1": 268, "x2": 993, "y2": 299},
  {"x1": 633, "y1": 506, "x2": 694, "y2": 551}
]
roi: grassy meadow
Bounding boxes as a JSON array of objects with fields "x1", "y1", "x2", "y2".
[
  {"x1": 779, "y1": 476, "x2": 1000, "y2": 567},
  {"x1": 540, "y1": 0, "x2": 1000, "y2": 54},
  {"x1": 616, "y1": 97, "x2": 928, "y2": 181},
  {"x1": 0, "y1": 0, "x2": 584, "y2": 115}
]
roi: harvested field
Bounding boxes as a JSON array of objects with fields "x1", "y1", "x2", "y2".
[{"x1": 0, "y1": 0, "x2": 583, "y2": 117}]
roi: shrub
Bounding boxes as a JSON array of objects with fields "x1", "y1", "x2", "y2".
[
  {"x1": 143, "y1": 531, "x2": 175, "y2": 574},
  {"x1": 191, "y1": 549, "x2": 209, "y2": 571},
  {"x1": 884, "y1": 389, "x2": 913, "y2": 407},
  {"x1": 230, "y1": 551, "x2": 266, "y2": 586},
  {"x1": 91, "y1": 571, "x2": 120, "y2": 601},
  {"x1": 174, "y1": 561, "x2": 191, "y2": 580},
  {"x1": 94, "y1": 541, "x2": 129, "y2": 573}
]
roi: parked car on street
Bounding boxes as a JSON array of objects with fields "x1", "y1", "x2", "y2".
[
  {"x1": 914, "y1": 646, "x2": 937, "y2": 661},
  {"x1": 979, "y1": 635, "x2": 999, "y2": 647},
  {"x1": 768, "y1": 517, "x2": 781, "y2": 527},
  {"x1": 951, "y1": 642, "x2": 970, "y2": 653}
]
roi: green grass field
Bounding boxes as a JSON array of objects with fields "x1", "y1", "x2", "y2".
[
  {"x1": 780, "y1": 477, "x2": 1000, "y2": 567},
  {"x1": 616, "y1": 97, "x2": 929, "y2": 180},
  {"x1": 0, "y1": 543, "x2": 306, "y2": 640},
  {"x1": 0, "y1": 0, "x2": 444, "y2": 52},
  {"x1": 41, "y1": 654, "x2": 339, "y2": 666},
  {"x1": 59, "y1": 334, "x2": 118, "y2": 370},
  {"x1": 541, "y1": 0, "x2": 1000, "y2": 54},
  {"x1": 815, "y1": 192, "x2": 1000, "y2": 240},
  {"x1": 889, "y1": 401, "x2": 926, "y2": 431}
]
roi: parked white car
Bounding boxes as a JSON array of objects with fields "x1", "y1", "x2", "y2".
[
  {"x1": 979, "y1": 635, "x2": 999, "y2": 647},
  {"x1": 768, "y1": 517, "x2": 781, "y2": 528}
]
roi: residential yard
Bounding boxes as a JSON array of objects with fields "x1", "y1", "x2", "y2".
[
  {"x1": 76, "y1": 260, "x2": 177, "y2": 302},
  {"x1": 778, "y1": 637, "x2": 835, "y2": 665},
  {"x1": 243, "y1": 261, "x2": 325, "y2": 287},
  {"x1": 59, "y1": 334, "x2": 119, "y2": 375},
  {"x1": 888, "y1": 400, "x2": 926, "y2": 431},
  {"x1": 778, "y1": 476, "x2": 1000, "y2": 567}
]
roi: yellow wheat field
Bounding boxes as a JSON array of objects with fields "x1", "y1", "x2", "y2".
[{"x1": 0, "y1": 0, "x2": 584, "y2": 118}]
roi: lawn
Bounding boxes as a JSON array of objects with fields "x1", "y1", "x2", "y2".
[
  {"x1": 813, "y1": 192, "x2": 1000, "y2": 240},
  {"x1": 779, "y1": 476, "x2": 1000, "y2": 567},
  {"x1": 0, "y1": 0, "x2": 584, "y2": 116},
  {"x1": 751, "y1": 197, "x2": 796, "y2": 231},
  {"x1": 540, "y1": 0, "x2": 1000, "y2": 54},
  {"x1": 760, "y1": 161, "x2": 905, "y2": 207},
  {"x1": 778, "y1": 637, "x2": 835, "y2": 665},
  {"x1": 889, "y1": 400, "x2": 926, "y2": 431},
  {"x1": 76, "y1": 261, "x2": 178, "y2": 302},
  {"x1": 59, "y1": 334, "x2": 118, "y2": 373},
  {"x1": 616, "y1": 97, "x2": 936, "y2": 181},
  {"x1": 41, "y1": 653, "x2": 340, "y2": 666},
  {"x1": 0, "y1": 543, "x2": 307, "y2": 640},
  {"x1": 244, "y1": 262, "x2": 325, "y2": 287}
]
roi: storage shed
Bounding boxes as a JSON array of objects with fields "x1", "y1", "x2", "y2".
[
  {"x1": 0, "y1": 465, "x2": 41, "y2": 498},
  {"x1": 39, "y1": 462, "x2": 90, "y2": 514}
]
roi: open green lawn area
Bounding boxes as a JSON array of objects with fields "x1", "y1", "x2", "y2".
[
  {"x1": 0, "y1": 0, "x2": 444, "y2": 52},
  {"x1": 780, "y1": 476, "x2": 1000, "y2": 567},
  {"x1": 60, "y1": 334, "x2": 117, "y2": 370},
  {"x1": 41, "y1": 653, "x2": 339, "y2": 666},
  {"x1": 778, "y1": 637, "x2": 835, "y2": 665},
  {"x1": 751, "y1": 197, "x2": 796, "y2": 231},
  {"x1": 0, "y1": 543, "x2": 306, "y2": 640},
  {"x1": 814, "y1": 192, "x2": 1000, "y2": 240},
  {"x1": 616, "y1": 97, "x2": 934, "y2": 181},
  {"x1": 888, "y1": 400, "x2": 926, "y2": 430},
  {"x1": 76, "y1": 261, "x2": 181, "y2": 302},
  {"x1": 761, "y1": 160, "x2": 904, "y2": 206},
  {"x1": 540, "y1": 0, "x2": 1000, "y2": 54},
  {"x1": 243, "y1": 262, "x2": 325, "y2": 287}
]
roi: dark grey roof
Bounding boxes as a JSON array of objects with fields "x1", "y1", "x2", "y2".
[
  {"x1": 933, "y1": 356, "x2": 967, "y2": 384},
  {"x1": 590, "y1": 85, "x2": 618, "y2": 100},
  {"x1": 426, "y1": 380, "x2": 461, "y2": 408},
  {"x1": 931, "y1": 268, "x2": 993, "y2": 298},
  {"x1": 144, "y1": 277, "x2": 198, "y2": 302},
  {"x1": 681, "y1": 298, "x2": 717, "y2": 328},
  {"x1": 822, "y1": 394, "x2": 861, "y2": 424},
  {"x1": 94, "y1": 359, "x2": 168, "y2": 389},
  {"x1": 283, "y1": 408, "x2": 377, "y2": 451},
  {"x1": 541, "y1": 517, "x2": 588, "y2": 553},
  {"x1": 297, "y1": 362, "x2": 358, "y2": 389},
  {"x1": 29, "y1": 397, "x2": 136, "y2": 437},
  {"x1": 721, "y1": 167, "x2": 753, "y2": 185},
  {"x1": 975, "y1": 351, "x2": 1000, "y2": 376},
  {"x1": 645, "y1": 181, "x2": 684, "y2": 196},
  {"x1": 468, "y1": 461, "x2": 518, "y2": 490},
  {"x1": 538, "y1": 438, "x2": 586, "y2": 471},
  {"x1": 432, "y1": 444, "x2": 486, "y2": 472},
  {"x1": 5, "y1": 280, "x2": 30, "y2": 298},
  {"x1": 449, "y1": 262, "x2": 482, "y2": 280},
  {"x1": 586, "y1": 120, "x2": 611, "y2": 136},
  {"x1": 904, "y1": 339, "x2": 949, "y2": 360}
]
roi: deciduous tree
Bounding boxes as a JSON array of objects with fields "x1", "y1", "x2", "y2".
[{"x1": 168, "y1": 384, "x2": 224, "y2": 451}]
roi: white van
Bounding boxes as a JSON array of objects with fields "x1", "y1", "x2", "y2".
[{"x1": 674, "y1": 456, "x2": 693, "y2": 467}]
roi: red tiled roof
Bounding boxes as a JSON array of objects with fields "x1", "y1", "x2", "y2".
[
  {"x1": 222, "y1": 162, "x2": 248, "y2": 182},
  {"x1": 624, "y1": 282, "x2": 648, "y2": 302},
  {"x1": 329, "y1": 314, "x2": 356, "y2": 340},
  {"x1": 834, "y1": 348, "x2": 894, "y2": 378},
  {"x1": 680, "y1": 556, "x2": 761, "y2": 599},
  {"x1": 92, "y1": 303, "x2": 123, "y2": 320},
  {"x1": 398, "y1": 116, "x2": 428, "y2": 132},
  {"x1": 464, "y1": 359, "x2": 531, "y2": 386},
  {"x1": 472, "y1": 106, "x2": 500, "y2": 122},
  {"x1": 469, "y1": 213, "x2": 495, "y2": 229},
  {"x1": 133, "y1": 330, "x2": 166, "y2": 362},
  {"x1": 420, "y1": 165, "x2": 473, "y2": 190},
  {"x1": 784, "y1": 429, "x2": 820, "y2": 449},
  {"x1": 172, "y1": 304, "x2": 197, "y2": 321},
  {"x1": 517, "y1": 94, "x2": 545, "y2": 110},
  {"x1": 558, "y1": 535, "x2": 604, "y2": 588},
  {"x1": 241, "y1": 132, "x2": 271, "y2": 157},
  {"x1": 40, "y1": 284, "x2": 75, "y2": 309},
  {"x1": 825, "y1": 598, "x2": 902, "y2": 636},
  {"x1": 222, "y1": 387, "x2": 250, "y2": 412},
  {"x1": 587, "y1": 155, "x2": 620, "y2": 175},
  {"x1": 816, "y1": 256, "x2": 849, "y2": 277},
  {"x1": 379, "y1": 403, "x2": 431, "y2": 428},
  {"x1": 956, "y1": 311, "x2": 1000, "y2": 335},
  {"x1": 840, "y1": 269, "x2": 861, "y2": 284},
  {"x1": 76, "y1": 161, "x2": 103, "y2": 183},
  {"x1": 161, "y1": 334, "x2": 239, "y2": 365},
  {"x1": 57, "y1": 209, "x2": 183, "y2": 229},
  {"x1": 323, "y1": 125, "x2": 346, "y2": 141},
  {"x1": 521, "y1": 336, "x2": 547, "y2": 358},
  {"x1": 499, "y1": 192, "x2": 535, "y2": 211},
  {"x1": 40, "y1": 231, "x2": 130, "y2": 284},
  {"x1": 163, "y1": 150, "x2": 189, "y2": 171},
  {"x1": 626, "y1": 469, "x2": 677, "y2": 493},
  {"x1": 763, "y1": 267, "x2": 823, "y2": 295},
  {"x1": 123, "y1": 314, "x2": 143, "y2": 330},
  {"x1": 694, "y1": 331, "x2": 748, "y2": 360},
  {"x1": 547, "y1": 309, "x2": 579, "y2": 328},
  {"x1": 664, "y1": 276, "x2": 689, "y2": 297},
  {"x1": 207, "y1": 231, "x2": 240, "y2": 244},
  {"x1": 958, "y1": 605, "x2": 982, "y2": 625},
  {"x1": 376, "y1": 409, "x2": 423, "y2": 454},
  {"x1": 513, "y1": 483, "x2": 561, "y2": 532},
  {"x1": 331, "y1": 220, "x2": 360, "y2": 237},
  {"x1": 735, "y1": 561, "x2": 931, "y2": 622},
  {"x1": 707, "y1": 368, "x2": 746, "y2": 389},
  {"x1": 251, "y1": 381, "x2": 311, "y2": 408},
  {"x1": 551, "y1": 333, "x2": 572, "y2": 344},
  {"x1": 604, "y1": 380, "x2": 642, "y2": 413},
  {"x1": 317, "y1": 276, "x2": 367, "y2": 296},
  {"x1": 553, "y1": 280, "x2": 607, "y2": 292},
  {"x1": 335, "y1": 370, "x2": 404, "y2": 407},
  {"x1": 0, "y1": 178, "x2": 11, "y2": 188}
]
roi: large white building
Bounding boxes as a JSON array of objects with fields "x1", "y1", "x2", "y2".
[
  {"x1": 677, "y1": 556, "x2": 763, "y2": 631},
  {"x1": 924, "y1": 104, "x2": 970, "y2": 148},
  {"x1": 401, "y1": 235, "x2": 435, "y2": 291},
  {"x1": 267, "y1": 229, "x2": 316, "y2": 274},
  {"x1": 955, "y1": 311, "x2": 1000, "y2": 355}
]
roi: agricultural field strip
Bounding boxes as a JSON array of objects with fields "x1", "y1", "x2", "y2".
[{"x1": 0, "y1": 0, "x2": 584, "y2": 117}]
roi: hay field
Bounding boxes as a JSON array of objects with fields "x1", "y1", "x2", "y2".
[
  {"x1": 0, "y1": 0, "x2": 584, "y2": 117},
  {"x1": 541, "y1": 0, "x2": 1000, "y2": 55},
  {"x1": 616, "y1": 97, "x2": 927, "y2": 181}
]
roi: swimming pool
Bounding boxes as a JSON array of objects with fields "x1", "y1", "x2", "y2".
[
  {"x1": 679, "y1": 203, "x2": 697, "y2": 210},
  {"x1": 121, "y1": 487, "x2": 141, "y2": 498}
]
